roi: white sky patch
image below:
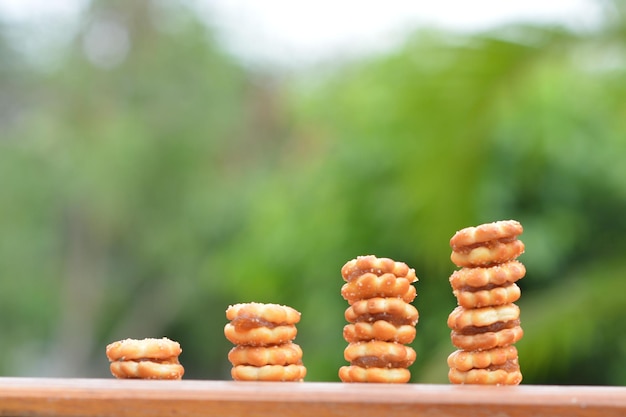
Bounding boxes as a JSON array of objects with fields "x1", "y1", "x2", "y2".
[
  {"x1": 0, "y1": 0, "x2": 87, "y2": 70},
  {"x1": 196, "y1": 0, "x2": 602, "y2": 66},
  {"x1": 0, "y1": 0, "x2": 81, "y2": 21},
  {"x1": 0, "y1": 0, "x2": 603, "y2": 68},
  {"x1": 195, "y1": 0, "x2": 599, "y2": 63}
]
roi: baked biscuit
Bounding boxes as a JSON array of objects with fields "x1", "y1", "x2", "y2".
[
  {"x1": 450, "y1": 220, "x2": 523, "y2": 251},
  {"x1": 451, "y1": 325, "x2": 524, "y2": 351},
  {"x1": 343, "y1": 321, "x2": 416, "y2": 344},
  {"x1": 451, "y1": 239, "x2": 525, "y2": 267},
  {"x1": 345, "y1": 297, "x2": 419, "y2": 326},
  {"x1": 106, "y1": 337, "x2": 182, "y2": 362},
  {"x1": 224, "y1": 323, "x2": 297, "y2": 346},
  {"x1": 226, "y1": 303, "x2": 301, "y2": 327},
  {"x1": 231, "y1": 364, "x2": 307, "y2": 382},
  {"x1": 339, "y1": 366, "x2": 411, "y2": 383},
  {"x1": 447, "y1": 346, "x2": 518, "y2": 372},
  {"x1": 448, "y1": 367, "x2": 522, "y2": 385},
  {"x1": 449, "y1": 261, "x2": 526, "y2": 290},
  {"x1": 344, "y1": 341, "x2": 416, "y2": 368},
  {"x1": 454, "y1": 283, "x2": 521, "y2": 308},
  {"x1": 109, "y1": 359, "x2": 184, "y2": 380},
  {"x1": 341, "y1": 255, "x2": 417, "y2": 282},
  {"x1": 228, "y1": 343, "x2": 303, "y2": 367},
  {"x1": 447, "y1": 304, "x2": 520, "y2": 331},
  {"x1": 341, "y1": 273, "x2": 416, "y2": 304}
]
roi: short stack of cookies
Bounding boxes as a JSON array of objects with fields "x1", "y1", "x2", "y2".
[
  {"x1": 224, "y1": 302, "x2": 306, "y2": 381},
  {"x1": 105, "y1": 337, "x2": 185, "y2": 380},
  {"x1": 339, "y1": 255, "x2": 419, "y2": 383},
  {"x1": 446, "y1": 220, "x2": 526, "y2": 385}
]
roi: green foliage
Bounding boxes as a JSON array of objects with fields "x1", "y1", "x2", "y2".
[{"x1": 1, "y1": 0, "x2": 625, "y2": 384}]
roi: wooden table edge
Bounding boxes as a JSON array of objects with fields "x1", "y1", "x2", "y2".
[{"x1": 1, "y1": 378, "x2": 625, "y2": 417}]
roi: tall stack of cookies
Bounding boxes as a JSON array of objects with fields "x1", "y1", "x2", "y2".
[
  {"x1": 339, "y1": 255, "x2": 419, "y2": 383},
  {"x1": 224, "y1": 302, "x2": 307, "y2": 381},
  {"x1": 446, "y1": 220, "x2": 526, "y2": 385}
]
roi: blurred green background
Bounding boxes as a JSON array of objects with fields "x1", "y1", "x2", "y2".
[{"x1": 1, "y1": 0, "x2": 626, "y2": 385}]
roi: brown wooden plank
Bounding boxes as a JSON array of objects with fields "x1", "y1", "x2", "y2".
[{"x1": 1, "y1": 378, "x2": 625, "y2": 417}]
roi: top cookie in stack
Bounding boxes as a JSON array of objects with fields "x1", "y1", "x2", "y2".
[
  {"x1": 339, "y1": 255, "x2": 419, "y2": 383},
  {"x1": 450, "y1": 220, "x2": 524, "y2": 268},
  {"x1": 446, "y1": 220, "x2": 526, "y2": 385}
]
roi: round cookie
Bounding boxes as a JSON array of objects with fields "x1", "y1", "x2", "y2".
[
  {"x1": 341, "y1": 273, "x2": 416, "y2": 304},
  {"x1": 226, "y1": 303, "x2": 301, "y2": 327},
  {"x1": 339, "y1": 366, "x2": 411, "y2": 383},
  {"x1": 343, "y1": 321, "x2": 416, "y2": 344},
  {"x1": 451, "y1": 239, "x2": 525, "y2": 267},
  {"x1": 109, "y1": 359, "x2": 184, "y2": 380},
  {"x1": 447, "y1": 346, "x2": 519, "y2": 372},
  {"x1": 450, "y1": 220, "x2": 523, "y2": 251},
  {"x1": 341, "y1": 255, "x2": 417, "y2": 282},
  {"x1": 448, "y1": 367, "x2": 522, "y2": 385},
  {"x1": 449, "y1": 261, "x2": 526, "y2": 290},
  {"x1": 454, "y1": 283, "x2": 521, "y2": 308},
  {"x1": 106, "y1": 337, "x2": 182, "y2": 362},
  {"x1": 447, "y1": 304, "x2": 520, "y2": 331},
  {"x1": 224, "y1": 323, "x2": 297, "y2": 347},
  {"x1": 228, "y1": 343, "x2": 303, "y2": 367},
  {"x1": 231, "y1": 364, "x2": 307, "y2": 382},
  {"x1": 344, "y1": 341, "x2": 416, "y2": 368},
  {"x1": 451, "y1": 325, "x2": 524, "y2": 351},
  {"x1": 345, "y1": 297, "x2": 419, "y2": 326}
]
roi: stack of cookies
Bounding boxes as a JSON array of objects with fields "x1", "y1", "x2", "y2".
[
  {"x1": 339, "y1": 255, "x2": 419, "y2": 383},
  {"x1": 446, "y1": 220, "x2": 526, "y2": 385},
  {"x1": 105, "y1": 337, "x2": 185, "y2": 380},
  {"x1": 224, "y1": 302, "x2": 307, "y2": 381}
]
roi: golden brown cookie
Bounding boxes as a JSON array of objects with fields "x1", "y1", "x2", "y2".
[
  {"x1": 447, "y1": 346, "x2": 519, "y2": 372},
  {"x1": 451, "y1": 325, "x2": 524, "y2": 351},
  {"x1": 450, "y1": 220, "x2": 523, "y2": 251},
  {"x1": 344, "y1": 341, "x2": 416, "y2": 368},
  {"x1": 224, "y1": 323, "x2": 297, "y2": 347},
  {"x1": 451, "y1": 239, "x2": 525, "y2": 267},
  {"x1": 106, "y1": 338, "x2": 182, "y2": 362},
  {"x1": 341, "y1": 255, "x2": 417, "y2": 282},
  {"x1": 343, "y1": 321, "x2": 416, "y2": 344},
  {"x1": 454, "y1": 283, "x2": 521, "y2": 308},
  {"x1": 448, "y1": 366, "x2": 522, "y2": 385},
  {"x1": 449, "y1": 261, "x2": 526, "y2": 290},
  {"x1": 338, "y1": 366, "x2": 411, "y2": 383},
  {"x1": 228, "y1": 343, "x2": 303, "y2": 367},
  {"x1": 345, "y1": 297, "x2": 419, "y2": 326},
  {"x1": 231, "y1": 364, "x2": 307, "y2": 382},
  {"x1": 109, "y1": 358, "x2": 184, "y2": 380},
  {"x1": 341, "y1": 273, "x2": 416, "y2": 304},
  {"x1": 226, "y1": 303, "x2": 301, "y2": 327},
  {"x1": 447, "y1": 304, "x2": 520, "y2": 331}
]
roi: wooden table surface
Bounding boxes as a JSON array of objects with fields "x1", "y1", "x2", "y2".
[{"x1": 1, "y1": 378, "x2": 625, "y2": 417}]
